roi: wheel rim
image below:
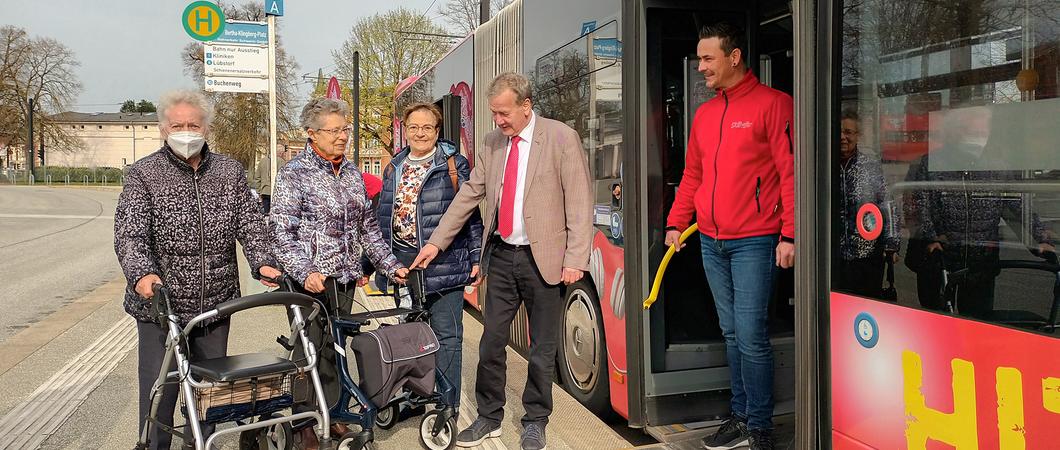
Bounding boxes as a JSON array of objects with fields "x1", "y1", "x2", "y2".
[
  {"x1": 376, "y1": 406, "x2": 393, "y2": 425},
  {"x1": 563, "y1": 288, "x2": 600, "y2": 393},
  {"x1": 420, "y1": 414, "x2": 452, "y2": 450},
  {"x1": 264, "y1": 424, "x2": 288, "y2": 450}
]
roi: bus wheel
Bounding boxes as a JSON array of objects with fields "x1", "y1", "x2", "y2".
[{"x1": 558, "y1": 280, "x2": 610, "y2": 416}]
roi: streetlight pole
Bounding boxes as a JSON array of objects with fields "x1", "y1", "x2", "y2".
[{"x1": 352, "y1": 51, "x2": 360, "y2": 165}]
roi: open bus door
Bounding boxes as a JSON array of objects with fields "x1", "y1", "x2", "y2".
[
  {"x1": 436, "y1": 93, "x2": 463, "y2": 152},
  {"x1": 622, "y1": 0, "x2": 798, "y2": 431}
]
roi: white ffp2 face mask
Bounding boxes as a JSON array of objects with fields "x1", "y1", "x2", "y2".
[{"x1": 167, "y1": 131, "x2": 206, "y2": 159}]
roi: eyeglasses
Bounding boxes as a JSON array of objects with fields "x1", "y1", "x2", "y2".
[
  {"x1": 406, "y1": 125, "x2": 437, "y2": 135},
  {"x1": 315, "y1": 125, "x2": 353, "y2": 137}
]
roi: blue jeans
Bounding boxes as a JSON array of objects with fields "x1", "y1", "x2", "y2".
[
  {"x1": 700, "y1": 234, "x2": 777, "y2": 430},
  {"x1": 428, "y1": 288, "x2": 464, "y2": 408}
]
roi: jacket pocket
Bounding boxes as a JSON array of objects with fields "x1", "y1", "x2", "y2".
[
  {"x1": 785, "y1": 121, "x2": 793, "y2": 154},
  {"x1": 755, "y1": 177, "x2": 762, "y2": 213}
]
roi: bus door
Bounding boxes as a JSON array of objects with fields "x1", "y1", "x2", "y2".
[
  {"x1": 436, "y1": 93, "x2": 463, "y2": 152},
  {"x1": 624, "y1": 0, "x2": 797, "y2": 428}
]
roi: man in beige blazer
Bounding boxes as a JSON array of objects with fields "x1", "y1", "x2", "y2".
[{"x1": 412, "y1": 72, "x2": 592, "y2": 450}]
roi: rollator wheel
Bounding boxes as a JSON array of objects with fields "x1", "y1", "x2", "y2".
[
  {"x1": 336, "y1": 431, "x2": 376, "y2": 450},
  {"x1": 418, "y1": 410, "x2": 457, "y2": 450},
  {"x1": 238, "y1": 417, "x2": 293, "y2": 450},
  {"x1": 374, "y1": 404, "x2": 400, "y2": 430}
]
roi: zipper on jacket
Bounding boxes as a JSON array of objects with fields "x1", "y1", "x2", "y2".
[
  {"x1": 755, "y1": 177, "x2": 761, "y2": 213},
  {"x1": 785, "y1": 121, "x2": 793, "y2": 154},
  {"x1": 192, "y1": 171, "x2": 206, "y2": 315},
  {"x1": 711, "y1": 92, "x2": 729, "y2": 237}
]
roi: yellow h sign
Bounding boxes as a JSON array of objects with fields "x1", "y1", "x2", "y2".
[{"x1": 182, "y1": 2, "x2": 226, "y2": 42}]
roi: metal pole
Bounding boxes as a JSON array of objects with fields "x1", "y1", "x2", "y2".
[
  {"x1": 479, "y1": 0, "x2": 490, "y2": 25},
  {"x1": 26, "y1": 97, "x2": 34, "y2": 173},
  {"x1": 352, "y1": 51, "x2": 360, "y2": 164},
  {"x1": 268, "y1": 15, "x2": 279, "y2": 196}
]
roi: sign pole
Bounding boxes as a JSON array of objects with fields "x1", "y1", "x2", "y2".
[{"x1": 267, "y1": 14, "x2": 278, "y2": 196}]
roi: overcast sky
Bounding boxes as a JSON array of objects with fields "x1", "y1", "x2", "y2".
[{"x1": 3, "y1": 0, "x2": 445, "y2": 112}]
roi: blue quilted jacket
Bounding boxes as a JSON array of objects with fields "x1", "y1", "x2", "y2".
[{"x1": 375, "y1": 140, "x2": 483, "y2": 294}]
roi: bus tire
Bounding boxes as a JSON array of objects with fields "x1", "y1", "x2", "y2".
[{"x1": 557, "y1": 280, "x2": 611, "y2": 416}]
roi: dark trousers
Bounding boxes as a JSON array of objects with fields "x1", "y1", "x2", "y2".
[
  {"x1": 288, "y1": 279, "x2": 357, "y2": 413},
  {"x1": 137, "y1": 319, "x2": 230, "y2": 450},
  {"x1": 260, "y1": 194, "x2": 271, "y2": 214},
  {"x1": 428, "y1": 288, "x2": 465, "y2": 408},
  {"x1": 837, "y1": 255, "x2": 885, "y2": 298},
  {"x1": 477, "y1": 242, "x2": 563, "y2": 426}
]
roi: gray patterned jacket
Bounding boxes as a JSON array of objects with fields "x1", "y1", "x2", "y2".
[
  {"x1": 839, "y1": 151, "x2": 901, "y2": 260},
  {"x1": 114, "y1": 145, "x2": 276, "y2": 325},
  {"x1": 271, "y1": 142, "x2": 401, "y2": 286}
]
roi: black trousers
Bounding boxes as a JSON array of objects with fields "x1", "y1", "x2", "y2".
[
  {"x1": 137, "y1": 319, "x2": 230, "y2": 450},
  {"x1": 288, "y1": 279, "x2": 358, "y2": 413},
  {"x1": 476, "y1": 242, "x2": 563, "y2": 426},
  {"x1": 837, "y1": 255, "x2": 885, "y2": 298}
]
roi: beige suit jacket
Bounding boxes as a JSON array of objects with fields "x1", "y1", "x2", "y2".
[{"x1": 426, "y1": 116, "x2": 593, "y2": 285}]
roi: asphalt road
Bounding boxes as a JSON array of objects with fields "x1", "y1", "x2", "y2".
[{"x1": 0, "y1": 186, "x2": 122, "y2": 342}]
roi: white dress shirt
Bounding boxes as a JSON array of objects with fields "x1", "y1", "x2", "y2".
[{"x1": 498, "y1": 112, "x2": 536, "y2": 245}]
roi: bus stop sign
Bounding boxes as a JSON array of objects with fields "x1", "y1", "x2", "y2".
[{"x1": 182, "y1": 1, "x2": 226, "y2": 42}]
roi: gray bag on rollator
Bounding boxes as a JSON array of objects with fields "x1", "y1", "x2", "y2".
[{"x1": 350, "y1": 321, "x2": 439, "y2": 409}]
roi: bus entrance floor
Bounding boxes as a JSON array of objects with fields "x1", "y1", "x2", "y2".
[{"x1": 638, "y1": 414, "x2": 796, "y2": 450}]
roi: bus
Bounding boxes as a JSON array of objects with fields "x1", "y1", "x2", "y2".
[{"x1": 393, "y1": 0, "x2": 1060, "y2": 447}]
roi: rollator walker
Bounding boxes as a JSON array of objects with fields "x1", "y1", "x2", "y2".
[{"x1": 136, "y1": 283, "x2": 334, "y2": 450}]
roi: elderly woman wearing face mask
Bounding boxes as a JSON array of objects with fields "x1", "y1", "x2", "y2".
[
  {"x1": 114, "y1": 89, "x2": 281, "y2": 450},
  {"x1": 271, "y1": 98, "x2": 409, "y2": 447}
]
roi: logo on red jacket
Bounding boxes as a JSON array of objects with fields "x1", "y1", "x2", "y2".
[{"x1": 731, "y1": 121, "x2": 753, "y2": 129}]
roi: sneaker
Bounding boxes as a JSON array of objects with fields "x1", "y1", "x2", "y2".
[
  {"x1": 520, "y1": 422, "x2": 547, "y2": 450},
  {"x1": 701, "y1": 415, "x2": 749, "y2": 450},
  {"x1": 455, "y1": 417, "x2": 502, "y2": 447},
  {"x1": 748, "y1": 428, "x2": 776, "y2": 450}
]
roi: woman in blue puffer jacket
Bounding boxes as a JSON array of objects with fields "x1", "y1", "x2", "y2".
[{"x1": 374, "y1": 102, "x2": 483, "y2": 410}]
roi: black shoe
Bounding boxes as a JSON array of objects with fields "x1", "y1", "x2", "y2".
[
  {"x1": 455, "y1": 416, "x2": 502, "y2": 447},
  {"x1": 520, "y1": 422, "x2": 547, "y2": 450},
  {"x1": 701, "y1": 415, "x2": 749, "y2": 450},
  {"x1": 748, "y1": 428, "x2": 776, "y2": 450}
]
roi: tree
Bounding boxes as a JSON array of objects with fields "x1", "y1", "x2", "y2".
[
  {"x1": 136, "y1": 99, "x2": 156, "y2": 113},
  {"x1": 0, "y1": 25, "x2": 83, "y2": 162},
  {"x1": 331, "y1": 8, "x2": 450, "y2": 153},
  {"x1": 439, "y1": 0, "x2": 514, "y2": 37},
  {"x1": 120, "y1": 100, "x2": 137, "y2": 113},
  {"x1": 180, "y1": 1, "x2": 299, "y2": 168}
]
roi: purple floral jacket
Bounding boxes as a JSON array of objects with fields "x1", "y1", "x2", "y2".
[{"x1": 271, "y1": 142, "x2": 402, "y2": 286}]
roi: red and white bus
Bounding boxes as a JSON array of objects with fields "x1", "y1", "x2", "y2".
[{"x1": 394, "y1": 0, "x2": 1060, "y2": 446}]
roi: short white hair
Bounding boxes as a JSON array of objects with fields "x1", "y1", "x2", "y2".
[
  {"x1": 158, "y1": 89, "x2": 213, "y2": 128},
  {"x1": 300, "y1": 98, "x2": 350, "y2": 129}
]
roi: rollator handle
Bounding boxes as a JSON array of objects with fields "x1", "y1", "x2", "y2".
[{"x1": 643, "y1": 223, "x2": 699, "y2": 310}]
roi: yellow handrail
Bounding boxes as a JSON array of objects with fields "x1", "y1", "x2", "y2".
[{"x1": 642, "y1": 223, "x2": 699, "y2": 310}]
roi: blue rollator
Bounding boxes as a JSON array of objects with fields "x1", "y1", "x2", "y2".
[
  {"x1": 136, "y1": 283, "x2": 334, "y2": 450},
  {"x1": 280, "y1": 268, "x2": 459, "y2": 450}
]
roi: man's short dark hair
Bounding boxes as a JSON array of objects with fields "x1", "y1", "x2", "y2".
[
  {"x1": 841, "y1": 109, "x2": 859, "y2": 122},
  {"x1": 699, "y1": 22, "x2": 746, "y2": 57}
]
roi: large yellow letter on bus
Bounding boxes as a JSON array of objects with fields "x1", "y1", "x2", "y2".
[
  {"x1": 996, "y1": 367, "x2": 1025, "y2": 449},
  {"x1": 903, "y1": 351, "x2": 978, "y2": 450},
  {"x1": 1045, "y1": 377, "x2": 1060, "y2": 414}
]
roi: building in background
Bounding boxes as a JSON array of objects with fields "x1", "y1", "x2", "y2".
[{"x1": 46, "y1": 112, "x2": 161, "y2": 168}]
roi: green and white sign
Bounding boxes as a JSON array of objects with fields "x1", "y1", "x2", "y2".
[{"x1": 182, "y1": 1, "x2": 226, "y2": 42}]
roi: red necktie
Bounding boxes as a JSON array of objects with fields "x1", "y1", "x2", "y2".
[{"x1": 498, "y1": 136, "x2": 521, "y2": 238}]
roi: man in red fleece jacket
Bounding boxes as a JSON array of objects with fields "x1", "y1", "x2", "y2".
[{"x1": 663, "y1": 23, "x2": 794, "y2": 450}]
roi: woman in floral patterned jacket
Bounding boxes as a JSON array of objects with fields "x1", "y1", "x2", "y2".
[
  {"x1": 374, "y1": 102, "x2": 484, "y2": 412},
  {"x1": 270, "y1": 98, "x2": 408, "y2": 446}
]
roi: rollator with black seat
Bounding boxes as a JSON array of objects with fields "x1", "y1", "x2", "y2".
[
  {"x1": 279, "y1": 269, "x2": 459, "y2": 450},
  {"x1": 135, "y1": 283, "x2": 334, "y2": 450}
]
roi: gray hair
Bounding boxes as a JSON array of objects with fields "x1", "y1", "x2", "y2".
[
  {"x1": 158, "y1": 89, "x2": 213, "y2": 128},
  {"x1": 300, "y1": 98, "x2": 350, "y2": 129},
  {"x1": 488, "y1": 72, "x2": 532, "y2": 103}
]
